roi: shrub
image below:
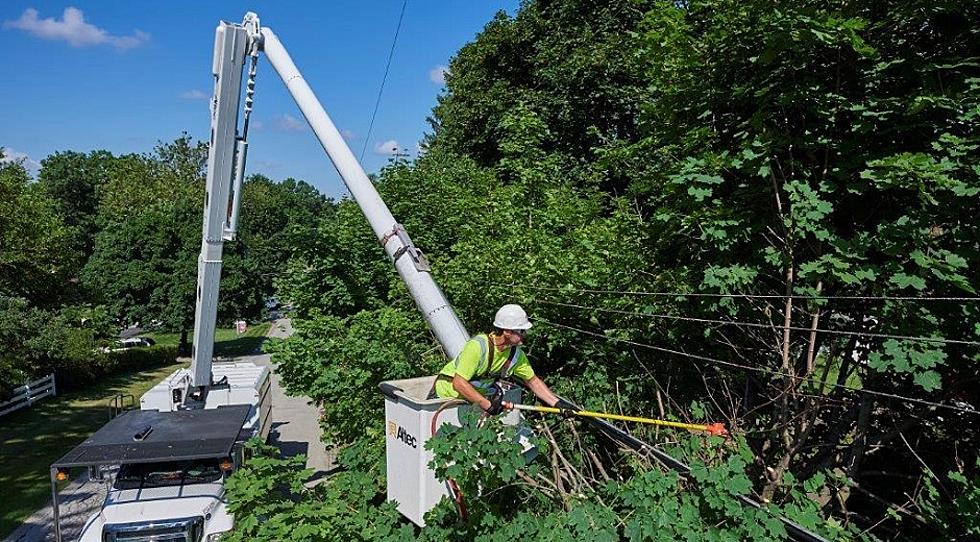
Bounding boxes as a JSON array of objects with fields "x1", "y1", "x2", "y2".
[{"x1": 53, "y1": 345, "x2": 178, "y2": 393}]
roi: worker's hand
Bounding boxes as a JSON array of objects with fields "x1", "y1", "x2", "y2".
[
  {"x1": 553, "y1": 398, "x2": 578, "y2": 410},
  {"x1": 484, "y1": 393, "x2": 505, "y2": 415},
  {"x1": 553, "y1": 398, "x2": 578, "y2": 420}
]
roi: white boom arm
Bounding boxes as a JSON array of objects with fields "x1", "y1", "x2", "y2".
[{"x1": 189, "y1": 13, "x2": 469, "y2": 387}]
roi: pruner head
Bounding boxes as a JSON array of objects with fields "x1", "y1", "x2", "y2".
[
  {"x1": 243, "y1": 12, "x2": 260, "y2": 30},
  {"x1": 242, "y1": 12, "x2": 262, "y2": 53},
  {"x1": 706, "y1": 423, "x2": 729, "y2": 437}
]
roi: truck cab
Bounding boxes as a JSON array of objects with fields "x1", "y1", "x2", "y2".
[
  {"x1": 52, "y1": 404, "x2": 256, "y2": 542},
  {"x1": 83, "y1": 458, "x2": 233, "y2": 542},
  {"x1": 59, "y1": 363, "x2": 271, "y2": 542}
]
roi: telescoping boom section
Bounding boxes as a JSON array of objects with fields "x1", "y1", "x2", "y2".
[{"x1": 189, "y1": 13, "x2": 469, "y2": 389}]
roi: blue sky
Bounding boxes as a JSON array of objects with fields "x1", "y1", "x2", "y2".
[{"x1": 0, "y1": 1, "x2": 518, "y2": 198}]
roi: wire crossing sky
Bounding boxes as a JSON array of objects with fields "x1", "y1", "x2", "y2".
[
  {"x1": 360, "y1": 0, "x2": 409, "y2": 162},
  {"x1": 0, "y1": 1, "x2": 518, "y2": 199}
]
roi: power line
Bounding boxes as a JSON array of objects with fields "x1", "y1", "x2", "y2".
[
  {"x1": 499, "y1": 282, "x2": 980, "y2": 303},
  {"x1": 536, "y1": 299, "x2": 980, "y2": 347},
  {"x1": 535, "y1": 317, "x2": 979, "y2": 416},
  {"x1": 359, "y1": 0, "x2": 408, "y2": 162}
]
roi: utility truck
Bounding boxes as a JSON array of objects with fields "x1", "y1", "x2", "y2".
[
  {"x1": 53, "y1": 359, "x2": 272, "y2": 542},
  {"x1": 49, "y1": 14, "x2": 278, "y2": 542},
  {"x1": 47, "y1": 9, "x2": 464, "y2": 540}
]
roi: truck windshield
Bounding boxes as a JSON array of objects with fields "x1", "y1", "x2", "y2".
[{"x1": 114, "y1": 459, "x2": 223, "y2": 489}]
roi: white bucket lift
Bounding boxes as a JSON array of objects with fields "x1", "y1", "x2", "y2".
[{"x1": 379, "y1": 376, "x2": 524, "y2": 526}]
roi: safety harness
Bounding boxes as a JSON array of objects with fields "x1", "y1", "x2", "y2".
[
  {"x1": 432, "y1": 334, "x2": 521, "y2": 399},
  {"x1": 475, "y1": 333, "x2": 520, "y2": 381}
]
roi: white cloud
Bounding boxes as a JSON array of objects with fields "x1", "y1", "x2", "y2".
[
  {"x1": 273, "y1": 114, "x2": 306, "y2": 132},
  {"x1": 3, "y1": 7, "x2": 150, "y2": 51},
  {"x1": 374, "y1": 140, "x2": 401, "y2": 156},
  {"x1": 0, "y1": 147, "x2": 42, "y2": 176},
  {"x1": 341, "y1": 129, "x2": 356, "y2": 141},
  {"x1": 180, "y1": 89, "x2": 208, "y2": 101},
  {"x1": 428, "y1": 65, "x2": 449, "y2": 85},
  {"x1": 249, "y1": 119, "x2": 264, "y2": 131}
]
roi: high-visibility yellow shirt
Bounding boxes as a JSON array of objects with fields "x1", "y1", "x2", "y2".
[{"x1": 435, "y1": 334, "x2": 535, "y2": 398}]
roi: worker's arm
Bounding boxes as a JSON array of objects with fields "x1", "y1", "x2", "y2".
[
  {"x1": 453, "y1": 375, "x2": 493, "y2": 411},
  {"x1": 524, "y1": 376, "x2": 559, "y2": 407}
]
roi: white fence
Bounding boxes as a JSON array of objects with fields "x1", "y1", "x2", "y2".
[{"x1": 0, "y1": 374, "x2": 56, "y2": 417}]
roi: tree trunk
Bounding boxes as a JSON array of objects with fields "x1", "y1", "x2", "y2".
[
  {"x1": 804, "y1": 281, "x2": 823, "y2": 375},
  {"x1": 764, "y1": 262, "x2": 796, "y2": 501},
  {"x1": 846, "y1": 396, "x2": 873, "y2": 480}
]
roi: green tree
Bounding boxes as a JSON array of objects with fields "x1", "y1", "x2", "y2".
[
  {"x1": 83, "y1": 136, "x2": 259, "y2": 347},
  {"x1": 240, "y1": 174, "x2": 330, "y2": 303},
  {"x1": 624, "y1": 0, "x2": 979, "y2": 522},
  {"x1": 83, "y1": 202, "x2": 200, "y2": 336},
  {"x1": 0, "y1": 150, "x2": 74, "y2": 306},
  {"x1": 36, "y1": 150, "x2": 116, "y2": 263},
  {"x1": 0, "y1": 295, "x2": 113, "y2": 396}
]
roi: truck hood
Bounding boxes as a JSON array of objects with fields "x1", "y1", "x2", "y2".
[{"x1": 101, "y1": 482, "x2": 225, "y2": 524}]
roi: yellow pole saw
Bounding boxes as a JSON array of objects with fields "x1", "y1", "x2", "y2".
[{"x1": 505, "y1": 402, "x2": 729, "y2": 436}]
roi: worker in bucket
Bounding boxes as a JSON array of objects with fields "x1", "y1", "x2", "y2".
[{"x1": 434, "y1": 304, "x2": 572, "y2": 415}]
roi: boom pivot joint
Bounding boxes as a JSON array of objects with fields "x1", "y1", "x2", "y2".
[{"x1": 382, "y1": 223, "x2": 431, "y2": 272}]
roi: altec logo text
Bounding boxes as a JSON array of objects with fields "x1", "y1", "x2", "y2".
[{"x1": 391, "y1": 424, "x2": 417, "y2": 448}]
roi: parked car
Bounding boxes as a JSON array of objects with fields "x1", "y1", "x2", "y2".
[
  {"x1": 101, "y1": 337, "x2": 156, "y2": 353},
  {"x1": 119, "y1": 337, "x2": 156, "y2": 348}
]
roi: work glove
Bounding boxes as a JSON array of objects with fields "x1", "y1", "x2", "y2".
[
  {"x1": 485, "y1": 392, "x2": 505, "y2": 415},
  {"x1": 554, "y1": 398, "x2": 578, "y2": 420},
  {"x1": 554, "y1": 398, "x2": 578, "y2": 410}
]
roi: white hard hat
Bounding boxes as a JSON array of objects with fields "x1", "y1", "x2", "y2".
[{"x1": 494, "y1": 304, "x2": 532, "y2": 330}]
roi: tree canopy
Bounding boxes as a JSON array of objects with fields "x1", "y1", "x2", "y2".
[
  {"x1": 227, "y1": 0, "x2": 980, "y2": 540},
  {"x1": 0, "y1": 151, "x2": 74, "y2": 306}
]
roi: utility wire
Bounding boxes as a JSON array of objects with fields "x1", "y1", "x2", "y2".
[
  {"x1": 537, "y1": 299, "x2": 980, "y2": 347},
  {"x1": 359, "y1": 0, "x2": 408, "y2": 162},
  {"x1": 536, "y1": 317, "x2": 979, "y2": 416},
  {"x1": 499, "y1": 282, "x2": 980, "y2": 303}
]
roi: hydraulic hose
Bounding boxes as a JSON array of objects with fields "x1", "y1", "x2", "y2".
[{"x1": 430, "y1": 399, "x2": 468, "y2": 522}]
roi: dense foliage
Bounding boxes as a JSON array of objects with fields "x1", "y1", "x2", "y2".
[
  {"x1": 227, "y1": 0, "x2": 979, "y2": 539},
  {"x1": 0, "y1": 152, "x2": 75, "y2": 306}
]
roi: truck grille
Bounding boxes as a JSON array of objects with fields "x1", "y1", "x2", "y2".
[{"x1": 102, "y1": 516, "x2": 204, "y2": 542}]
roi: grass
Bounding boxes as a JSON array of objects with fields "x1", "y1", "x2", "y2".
[
  {"x1": 811, "y1": 351, "x2": 864, "y2": 391},
  {"x1": 0, "y1": 322, "x2": 273, "y2": 538},
  {"x1": 145, "y1": 322, "x2": 271, "y2": 358}
]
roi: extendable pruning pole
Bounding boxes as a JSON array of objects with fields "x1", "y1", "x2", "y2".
[{"x1": 506, "y1": 403, "x2": 729, "y2": 436}]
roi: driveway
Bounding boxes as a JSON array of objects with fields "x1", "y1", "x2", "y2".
[
  {"x1": 4, "y1": 318, "x2": 329, "y2": 542},
  {"x1": 237, "y1": 318, "x2": 333, "y2": 475}
]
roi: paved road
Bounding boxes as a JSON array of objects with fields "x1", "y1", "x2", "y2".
[
  {"x1": 238, "y1": 318, "x2": 333, "y2": 476},
  {"x1": 4, "y1": 318, "x2": 328, "y2": 542}
]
